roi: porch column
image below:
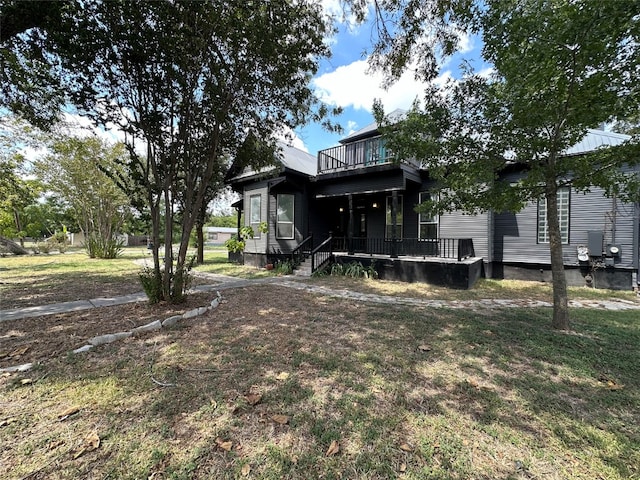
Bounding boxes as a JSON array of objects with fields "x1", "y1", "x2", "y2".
[
  {"x1": 391, "y1": 190, "x2": 398, "y2": 258},
  {"x1": 236, "y1": 206, "x2": 242, "y2": 238},
  {"x1": 348, "y1": 193, "x2": 354, "y2": 255}
]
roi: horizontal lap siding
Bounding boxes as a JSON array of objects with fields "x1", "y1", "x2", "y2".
[
  {"x1": 495, "y1": 187, "x2": 636, "y2": 268},
  {"x1": 439, "y1": 211, "x2": 489, "y2": 259}
]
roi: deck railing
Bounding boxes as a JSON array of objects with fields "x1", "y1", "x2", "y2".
[
  {"x1": 330, "y1": 237, "x2": 475, "y2": 261},
  {"x1": 318, "y1": 137, "x2": 419, "y2": 174}
]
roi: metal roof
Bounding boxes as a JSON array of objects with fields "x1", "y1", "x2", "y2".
[
  {"x1": 563, "y1": 129, "x2": 631, "y2": 156},
  {"x1": 339, "y1": 108, "x2": 407, "y2": 144},
  {"x1": 228, "y1": 141, "x2": 317, "y2": 181}
]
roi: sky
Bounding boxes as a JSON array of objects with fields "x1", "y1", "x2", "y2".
[{"x1": 292, "y1": 1, "x2": 491, "y2": 156}]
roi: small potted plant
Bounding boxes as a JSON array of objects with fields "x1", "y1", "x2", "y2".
[{"x1": 224, "y1": 235, "x2": 246, "y2": 264}]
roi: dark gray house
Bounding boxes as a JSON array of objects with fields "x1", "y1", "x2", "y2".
[{"x1": 227, "y1": 120, "x2": 640, "y2": 291}]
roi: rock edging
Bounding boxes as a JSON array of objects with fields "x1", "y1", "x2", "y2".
[{"x1": 0, "y1": 292, "x2": 223, "y2": 373}]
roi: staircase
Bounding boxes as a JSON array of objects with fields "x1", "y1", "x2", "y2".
[{"x1": 293, "y1": 257, "x2": 313, "y2": 277}]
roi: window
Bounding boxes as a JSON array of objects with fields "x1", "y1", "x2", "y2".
[
  {"x1": 385, "y1": 195, "x2": 403, "y2": 239},
  {"x1": 208, "y1": 232, "x2": 218, "y2": 241},
  {"x1": 365, "y1": 137, "x2": 391, "y2": 166},
  {"x1": 249, "y1": 194, "x2": 262, "y2": 238},
  {"x1": 537, "y1": 187, "x2": 570, "y2": 244},
  {"x1": 276, "y1": 194, "x2": 295, "y2": 239},
  {"x1": 418, "y1": 192, "x2": 438, "y2": 240}
]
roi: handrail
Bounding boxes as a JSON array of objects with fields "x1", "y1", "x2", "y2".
[
  {"x1": 311, "y1": 236, "x2": 333, "y2": 273},
  {"x1": 330, "y1": 237, "x2": 474, "y2": 260},
  {"x1": 291, "y1": 235, "x2": 313, "y2": 266}
]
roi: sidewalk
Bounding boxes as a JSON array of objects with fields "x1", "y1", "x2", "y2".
[
  {"x1": 0, "y1": 273, "x2": 280, "y2": 322},
  {"x1": 2, "y1": 273, "x2": 639, "y2": 323}
]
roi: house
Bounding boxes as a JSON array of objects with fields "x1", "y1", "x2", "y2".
[
  {"x1": 203, "y1": 226, "x2": 236, "y2": 245},
  {"x1": 226, "y1": 118, "x2": 640, "y2": 291}
]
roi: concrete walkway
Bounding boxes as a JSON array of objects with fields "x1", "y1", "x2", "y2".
[{"x1": 2, "y1": 272, "x2": 640, "y2": 323}]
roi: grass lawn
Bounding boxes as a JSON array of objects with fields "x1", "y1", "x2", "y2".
[{"x1": 1, "y1": 252, "x2": 639, "y2": 479}]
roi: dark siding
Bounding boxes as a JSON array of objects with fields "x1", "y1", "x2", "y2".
[
  {"x1": 314, "y1": 171, "x2": 405, "y2": 197},
  {"x1": 440, "y1": 211, "x2": 489, "y2": 259},
  {"x1": 494, "y1": 186, "x2": 637, "y2": 268}
]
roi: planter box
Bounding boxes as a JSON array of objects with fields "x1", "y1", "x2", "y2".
[{"x1": 228, "y1": 251, "x2": 244, "y2": 264}]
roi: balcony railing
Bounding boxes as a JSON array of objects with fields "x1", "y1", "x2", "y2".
[
  {"x1": 318, "y1": 136, "x2": 420, "y2": 174},
  {"x1": 331, "y1": 237, "x2": 475, "y2": 261}
]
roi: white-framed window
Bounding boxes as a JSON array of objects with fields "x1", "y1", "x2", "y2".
[
  {"x1": 385, "y1": 194, "x2": 403, "y2": 239},
  {"x1": 418, "y1": 192, "x2": 438, "y2": 240},
  {"x1": 249, "y1": 194, "x2": 262, "y2": 238},
  {"x1": 276, "y1": 194, "x2": 295, "y2": 239},
  {"x1": 537, "y1": 187, "x2": 570, "y2": 244}
]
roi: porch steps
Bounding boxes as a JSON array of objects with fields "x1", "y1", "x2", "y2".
[{"x1": 293, "y1": 258, "x2": 312, "y2": 277}]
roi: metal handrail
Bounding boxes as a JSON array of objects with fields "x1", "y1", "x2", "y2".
[
  {"x1": 291, "y1": 235, "x2": 313, "y2": 266},
  {"x1": 311, "y1": 236, "x2": 333, "y2": 273}
]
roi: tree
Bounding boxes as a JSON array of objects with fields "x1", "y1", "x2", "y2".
[
  {"x1": 34, "y1": 136, "x2": 133, "y2": 258},
  {"x1": 0, "y1": 155, "x2": 39, "y2": 247},
  {"x1": 359, "y1": 0, "x2": 640, "y2": 329}
]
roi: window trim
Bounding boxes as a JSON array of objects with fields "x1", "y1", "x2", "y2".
[
  {"x1": 418, "y1": 192, "x2": 438, "y2": 241},
  {"x1": 537, "y1": 187, "x2": 570, "y2": 244},
  {"x1": 276, "y1": 193, "x2": 295, "y2": 240}
]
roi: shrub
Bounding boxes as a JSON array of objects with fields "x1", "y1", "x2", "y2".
[{"x1": 84, "y1": 235, "x2": 124, "y2": 259}]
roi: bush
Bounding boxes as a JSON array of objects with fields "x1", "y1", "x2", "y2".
[
  {"x1": 274, "y1": 259, "x2": 294, "y2": 275},
  {"x1": 138, "y1": 267, "x2": 163, "y2": 304},
  {"x1": 224, "y1": 235, "x2": 246, "y2": 254},
  {"x1": 84, "y1": 235, "x2": 124, "y2": 259},
  {"x1": 330, "y1": 261, "x2": 378, "y2": 279}
]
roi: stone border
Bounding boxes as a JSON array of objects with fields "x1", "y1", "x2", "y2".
[{"x1": 0, "y1": 292, "x2": 222, "y2": 374}]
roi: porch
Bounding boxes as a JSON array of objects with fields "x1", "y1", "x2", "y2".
[{"x1": 291, "y1": 235, "x2": 482, "y2": 288}]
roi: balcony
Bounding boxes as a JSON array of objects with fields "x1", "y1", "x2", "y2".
[{"x1": 318, "y1": 137, "x2": 418, "y2": 174}]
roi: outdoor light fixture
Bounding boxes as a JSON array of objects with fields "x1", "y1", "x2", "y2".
[
  {"x1": 339, "y1": 207, "x2": 344, "y2": 212},
  {"x1": 372, "y1": 202, "x2": 378, "y2": 208}
]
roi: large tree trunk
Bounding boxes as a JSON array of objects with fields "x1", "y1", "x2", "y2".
[{"x1": 545, "y1": 178, "x2": 570, "y2": 330}]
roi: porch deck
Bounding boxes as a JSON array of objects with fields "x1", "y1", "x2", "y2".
[{"x1": 332, "y1": 252, "x2": 484, "y2": 289}]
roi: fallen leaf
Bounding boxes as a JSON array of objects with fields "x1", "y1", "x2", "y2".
[
  {"x1": 326, "y1": 440, "x2": 340, "y2": 456},
  {"x1": 399, "y1": 443, "x2": 413, "y2": 452},
  {"x1": 74, "y1": 431, "x2": 100, "y2": 459},
  {"x1": 271, "y1": 414, "x2": 289, "y2": 425},
  {"x1": 215, "y1": 438, "x2": 233, "y2": 451},
  {"x1": 245, "y1": 393, "x2": 262, "y2": 406},
  {"x1": 58, "y1": 406, "x2": 81, "y2": 421},
  {"x1": 49, "y1": 440, "x2": 65, "y2": 450},
  {"x1": 275, "y1": 372, "x2": 289, "y2": 381},
  {"x1": 607, "y1": 380, "x2": 625, "y2": 391},
  {"x1": 466, "y1": 379, "x2": 480, "y2": 389},
  {"x1": 20, "y1": 378, "x2": 33, "y2": 386},
  {"x1": 241, "y1": 464, "x2": 251, "y2": 476},
  {"x1": 0, "y1": 418, "x2": 16, "y2": 428},
  {"x1": 399, "y1": 463, "x2": 407, "y2": 472},
  {"x1": 417, "y1": 345, "x2": 431, "y2": 352},
  {"x1": 10, "y1": 346, "x2": 29, "y2": 357}
]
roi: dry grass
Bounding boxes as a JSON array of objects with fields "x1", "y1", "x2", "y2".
[{"x1": 1, "y1": 283, "x2": 639, "y2": 480}]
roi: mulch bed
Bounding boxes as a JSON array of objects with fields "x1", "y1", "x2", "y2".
[{"x1": 0, "y1": 292, "x2": 217, "y2": 369}]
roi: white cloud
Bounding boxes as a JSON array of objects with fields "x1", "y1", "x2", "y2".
[
  {"x1": 313, "y1": 59, "x2": 452, "y2": 113},
  {"x1": 346, "y1": 120, "x2": 358, "y2": 135},
  {"x1": 275, "y1": 127, "x2": 309, "y2": 153}
]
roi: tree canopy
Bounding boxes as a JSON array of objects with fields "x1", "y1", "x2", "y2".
[
  {"x1": 0, "y1": 0, "x2": 337, "y2": 301},
  {"x1": 361, "y1": 0, "x2": 640, "y2": 329}
]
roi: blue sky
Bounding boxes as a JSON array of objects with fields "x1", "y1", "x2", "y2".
[{"x1": 294, "y1": 2, "x2": 491, "y2": 156}]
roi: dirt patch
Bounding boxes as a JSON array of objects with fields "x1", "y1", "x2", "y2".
[{"x1": 0, "y1": 292, "x2": 216, "y2": 368}]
